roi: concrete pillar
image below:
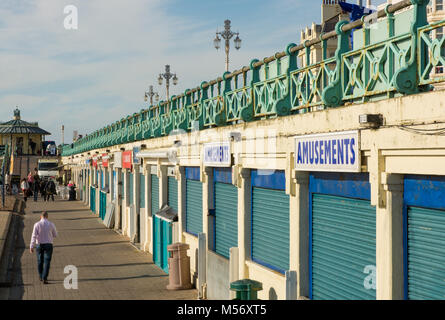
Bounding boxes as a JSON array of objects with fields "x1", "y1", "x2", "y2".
[
  {"x1": 115, "y1": 167, "x2": 122, "y2": 231},
  {"x1": 122, "y1": 168, "x2": 129, "y2": 236},
  {"x1": 159, "y1": 164, "x2": 168, "y2": 208},
  {"x1": 143, "y1": 163, "x2": 151, "y2": 252},
  {"x1": 203, "y1": 167, "x2": 214, "y2": 250},
  {"x1": 108, "y1": 164, "x2": 114, "y2": 205},
  {"x1": 238, "y1": 168, "x2": 251, "y2": 279},
  {"x1": 178, "y1": 166, "x2": 186, "y2": 242},
  {"x1": 133, "y1": 164, "x2": 140, "y2": 243},
  {"x1": 229, "y1": 247, "x2": 240, "y2": 299},
  {"x1": 376, "y1": 173, "x2": 404, "y2": 300},
  {"x1": 290, "y1": 171, "x2": 309, "y2": 299}
]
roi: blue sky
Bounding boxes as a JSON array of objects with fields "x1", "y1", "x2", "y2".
[{"x1": 0, "y1": 0, "x2": 388, "y2": 144}]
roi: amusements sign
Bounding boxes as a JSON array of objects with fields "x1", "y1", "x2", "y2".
[
  {"x1": 92, "y1": 156, "x2": 98, "y2": 168},
  {"x1": 294, "y1": 130, "x2": 360, "y2": 172},
  {"x1": 122, "y1": 151, "x2": 132, "y2": 169}
]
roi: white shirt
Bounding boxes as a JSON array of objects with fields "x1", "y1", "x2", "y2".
[{"x1": 30, "y1": 218, "x2": 58, "y2": 248}]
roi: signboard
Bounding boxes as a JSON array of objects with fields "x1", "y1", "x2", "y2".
[
  {"x1": 203, "y1": 141, "x2": 231, "y2": 167},
  {"x1": 294, "y1": 130, "x2": 360, "y2": 172},
  {"x1": 92, "y1": 156, "x2": 98, "y2": 168},
  {"x1": 122, "y1": 151, "x2": 132, "y2": 169},
  {"x1": 133, "y1": 147, "x2": 140, "y2": 165},
  {"x1": 114, "y1": 152, "x2": 122, "y2": 168},
  {"x1": 86, "y1": 159, "x2": 91, "y2": 166},
  {"x1": 102, "y1": 154, "x2": 109, "y2": 168}
]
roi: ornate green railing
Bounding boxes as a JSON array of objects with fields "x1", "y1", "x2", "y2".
[{"x1": 62, "y1": 0, "x2": 441, "y2": 157}]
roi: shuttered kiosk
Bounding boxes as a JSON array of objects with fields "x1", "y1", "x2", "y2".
[
  {"x1": 251, "y1": 169, "x2": 289, "y2": 273},
  {"x1": 309, "y1": 172, "x2": 376, "y2": 300},
  {"x1": 213, "y1": 167, "x2": 238, "y2": 259},
  {"x1": 185, "y1": 167, "x2": 202, "y2": 235},
  {"x1": 152, "y1": 168, "x2": 177, "y2": 274},
  {"x1": 403, "y1": 175, "x2": 445, "y2": 300}
]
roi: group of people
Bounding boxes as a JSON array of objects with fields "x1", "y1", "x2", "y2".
[{"x1": 20, "y1": 168, "x2": 56, "y2": 202}]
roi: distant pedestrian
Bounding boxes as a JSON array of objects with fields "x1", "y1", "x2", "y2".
[
  {"x1": 30, "y1": 211, "x2": 57, "y2": 284},
  {"x1": 21, "y1": 178, "x2": 30, "y2": 202},
  {"x1": 32, "y1": 169, "x2": 40, "y2": 202},
  {"x1": 45, "y1": 179, "x2": 56, "y2": 202},
  {"x1": 40, "y1": 180, "x2": 47, "y2": 201}
]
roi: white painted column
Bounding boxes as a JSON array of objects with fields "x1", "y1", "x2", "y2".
[
  {"x1": 115, "y1": 167, "x2": 122, "y2": 231},
  {"x1": 203, "y1": 167, "x2": 214, "y2": 250},
  {"x1": 178, "y1": 166, "x2": 186, "y2": 242},
  {"x1": 108, "y1": 164, "x2": 114, "y2": 205},
  {"x1": 159, "y1": 163, "x2": 168, "y2": 208},
  {"x1": 238, "y1": 168, "x2": 251, "y2": 280},
  {"x1": 133, "y1": 164, "x2": 140, "y2": 243},
  {"x1": 289, "y1": 171, "x2": 309, "y2": 299},
  {"x1": 143, "y1": 163, "x2": 151, "y2": 252},
  {"x1": 376, "y1": 173, "x2": 404, "y2": 300},
  {"x1": 122, "y1": 168, "x2": 129, "y2": 236}
]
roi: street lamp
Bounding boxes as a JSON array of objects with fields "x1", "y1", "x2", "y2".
[
  {"x1": 144, "y1": 85, "x2": 159, "y2": 105},
  {"x1": 214, "y1": 19, "x2": 241, "y2": 72},
  {"x1": 158, "y1": 65, "x2": 178, "y2": 113}
]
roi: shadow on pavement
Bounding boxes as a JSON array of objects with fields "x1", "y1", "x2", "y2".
[
  {"x1": 7, "y1": 216, "x2": 26, "y2": 300},
  {"x1": 55, "y1": 240, "x2": 129, "y2": 248},
  {"x1": 76, "y1": 262, "x2": 154, "y2": 268}
]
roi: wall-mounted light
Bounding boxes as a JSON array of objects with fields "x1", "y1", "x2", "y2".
[
  {"x1": 173, "y1": 140, "x2": 182, "y2": 147},
  {"x1": 359, "y1": 114, "x2": 383, "y2": 129},
  {"x1": 140, "y1": 144, "x2": 147, "y2": 149},
  {"x1": 106, "y1": 149, "x2": 110, "y2": 153},
  {"x1": 120, "y1": 147, "x2": 125, "y2": 151},
  {"x1": 229, "y1": 131, "x2": 241, "y2": 142}
]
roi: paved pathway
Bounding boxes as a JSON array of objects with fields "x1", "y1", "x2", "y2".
[{"x1": 2, "y1": 196, "x2": 197, "y2": 300}]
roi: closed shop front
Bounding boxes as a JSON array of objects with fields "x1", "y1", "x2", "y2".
[
  {"x1": 404, "y1": 175, "x2": 445, "y2": 300},
  {"x1": 185, "y1": 167, "x2": 202, "y2": 236},
  {"x1": 99, "y1": 190, "x2": 107, "y2": 220},
  {"x1": 213, "y1": 167, "x2": 237, "y2": 259},
  {"x1": 251, "y1": 169, "x2": 289, "y2": 273},
  {"x1": 309, "y1": 172, "x2": 376, "y2": 300},
  {"x1": 90, "y1": 186, "x2": 96, "y2": 213}
]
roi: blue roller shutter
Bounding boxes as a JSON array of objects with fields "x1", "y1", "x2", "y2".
[
  {"x1": 310, "y1": 172, "x2": 375, "y2": 300},
  {"x1": 214, "y1": 168, "x2": 238, "y2": 259},
  {"x1": 404, "y1": 175, "x2": 445, "y2": 300},
  {"x1": 311, "y1": 194, "x2": 376, "y2": 300},
  {"x1": 151, "y1": 175, "x2": 159, "y2": 214},
  {"x1": 140, "y1": 173, "x2": 145, "y2": 208},
  {"x1": 129, "y1": 172, "x2": 134, "y2": 205},
  {"x1": 407, "y1": 207, "x2": 445, "y2": 300},
  {"x1": 186, "y1": 167, "x2": 202, "y2": 236},
  {"x1": 168, "y1": 177, "x2": 178, "y2": 212},
  {"x1": 90, "y1": 186, "x2": 96, "y2": 213},
  {"x1": 251, "y1": 170, "x2": 289, "y2": 273}
]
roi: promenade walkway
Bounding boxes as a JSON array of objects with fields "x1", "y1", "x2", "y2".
[{"x1": 1, "y1": 196, "x2": 197, "y2": 300}]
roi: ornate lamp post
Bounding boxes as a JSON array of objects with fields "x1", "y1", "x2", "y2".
[
  {"x1": 214, "y1": 19, "x2": 242, "y2": 72},
  {"x1": 144, "y1": 85, "x2": 159, "y2": 105},
  {"x1": 158, "y1": 65, "x2": 178, "y2": 113}
]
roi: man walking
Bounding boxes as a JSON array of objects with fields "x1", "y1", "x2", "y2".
[{"x1": 30, "y1": 211, "x2": 57, "y2": 284}]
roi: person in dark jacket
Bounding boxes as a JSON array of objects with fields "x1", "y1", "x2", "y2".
[
  {"x1": 40, "y1": 180, "x2": 47, "y2": 201},
  {"x1": 45, "y1": 179, "x2": 56, "y2": 202}
]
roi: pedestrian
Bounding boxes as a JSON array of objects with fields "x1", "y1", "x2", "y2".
[
  {"x1": 40, "y1": 180, "x2": 47, "y2": 201},
  {"x1": 32, "y1": 168, "x2": 40, "y2": 202},
  {"x1": 30, "y1": 211, "x2": 57, "y2": 284},
  {"x1": 21, "y1": 178, "x2": 30, "y2": 202},
  {"x1": 45, "y1": 179, "x2": 56, "y2": 202}
]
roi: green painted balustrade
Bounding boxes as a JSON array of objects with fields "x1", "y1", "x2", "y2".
[{"x1": 62, "y1": 1, "x2": 440, "y2": 157}]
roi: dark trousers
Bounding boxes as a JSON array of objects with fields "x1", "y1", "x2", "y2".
[
  {"x1": 45, "y1": 194, "x2": 55, "y2": 201},
  {"x1": 36, "y1": 243, "x2": 53, "y2": 281}
]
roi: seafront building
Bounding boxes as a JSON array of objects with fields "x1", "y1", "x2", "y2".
[{"x1": 62, "y1": 1, "x2": 445, "y2": 300}]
